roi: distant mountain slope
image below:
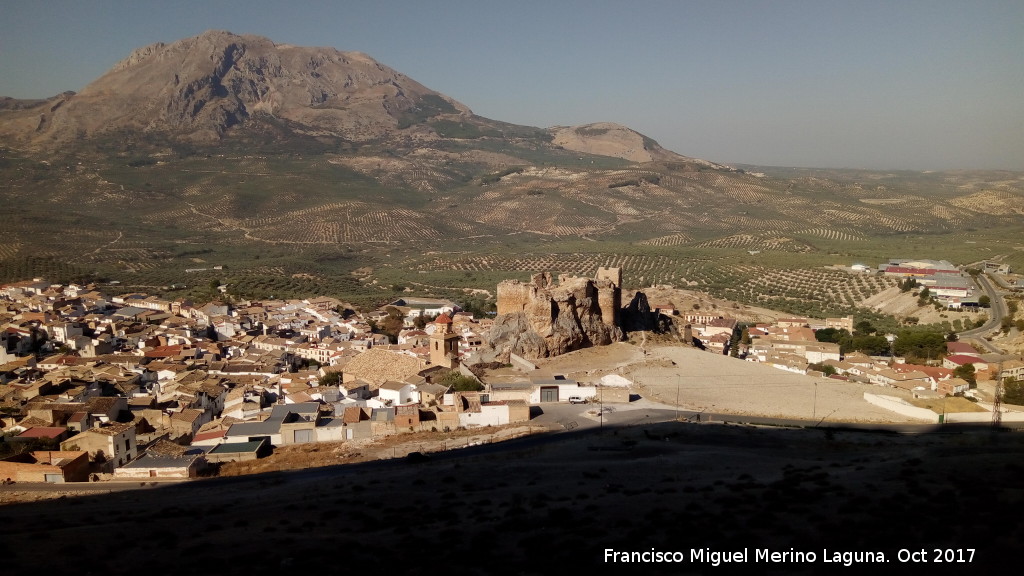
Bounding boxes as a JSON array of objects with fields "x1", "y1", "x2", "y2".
[
  {"x1": 1, "y1": 30, "x2": 471, "y2": 146},
  {"x1": 550, "y1": 122, "x2": 726, "y2": 168},
  {"x1": 0, "y1": 30, "x2": 717, "y2": 171}
]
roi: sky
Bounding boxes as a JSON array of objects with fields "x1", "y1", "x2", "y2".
[{"x1": 2, "y1": 0, "x2": 1022, "y2": 171}]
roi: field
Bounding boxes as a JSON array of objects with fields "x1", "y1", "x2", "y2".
[{"x1": 2, "y1": 143, "x2": 1023, "y2": 317}]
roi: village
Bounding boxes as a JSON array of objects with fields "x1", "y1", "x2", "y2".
[{"x1": 1, "y1": 258, "x2": 1022, "y2": 484}]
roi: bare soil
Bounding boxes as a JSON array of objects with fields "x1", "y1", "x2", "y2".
[{"x1": 534, "y1": 342, "x2": 913, "y2": 423}]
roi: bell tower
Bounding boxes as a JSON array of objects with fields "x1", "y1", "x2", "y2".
[{"x1": 430, "y1": 313, "x2": 460, "y2": 368}]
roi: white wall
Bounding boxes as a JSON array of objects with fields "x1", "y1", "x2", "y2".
[
  {"x1": 459, "y1": 404, "x2": 508, "y2": 427},
  {"x1": 863, "y1": 393, "x2": 937, "y2": 422}
]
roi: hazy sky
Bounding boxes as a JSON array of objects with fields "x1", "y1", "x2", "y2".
[{"x1": 2, "y1": 0, "x2": 1022, "y2": 170}]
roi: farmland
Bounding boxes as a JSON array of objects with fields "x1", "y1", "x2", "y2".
[{"x1": 2, "y1": 141, "x2": 1023, "y2": 317}]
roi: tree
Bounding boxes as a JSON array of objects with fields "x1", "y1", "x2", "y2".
[
  {"x1": 373, "y1": 306, "x2": 405, "y2": 343},
  {"x1": 412, "y1": 313, "x2": 428, "y2": 330},
  {"x1": 953, "y1": 363, "x2": 977, "y2": 388},
  {"x1": 850, "y1": 334, "x2": 890, "y2": 356},
  {"x1": 917, "y1": 287, "x2": 931, "y2": 306},
  {"x1": 978, "y1": 295, "x2": 991, "y2": 308},
  {"x1": 808, "y1": 362, "x2": 837, "y2": 376},
  {"x1": 1001, "y1": 316, "x2": 1014, "y2": 334},
  {"x1": 892, "y1": 329, "x2": 946, "y2": 361},
  {"x1": 815, "y1": 327, "x2": 850, "y2": 344},
  {"x1": 439, "y1": 370, "x2": 483, "y2": 392},
  {"x1": 854, "y1": 320, "x2": 876, "y2": 336},
  {"x1": 1002, "y1": 379, "x2": 1024, "y2": 405},
  {"x1": 318, "y1": 371, "x2": 342, "y2": 386}
]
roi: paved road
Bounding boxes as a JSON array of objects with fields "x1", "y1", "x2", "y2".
[{"x1": 959, "y1": 273, "x2": 1007, "y2": 353}]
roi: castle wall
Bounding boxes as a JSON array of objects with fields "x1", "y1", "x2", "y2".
[
  {"x1": 491, "y1": 268, "x2": 625, "y2": 360},
  {"x1": 496, "y1": 269, "x2": 622, "y2": 328},
  {"x1": 496, "y1": 281, "x2": 535, "y2": 317},
  {"x1": 596, "y1": 267, "x2": 622, "y2": 287}
]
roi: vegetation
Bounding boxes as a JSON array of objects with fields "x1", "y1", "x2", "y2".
[
  {"x1": 953, "y1": 364, "x2": 977, "y2": 388},
  {"x1": 2, "y1": 132, "x2": 1021, "y2": 327},
  {"x1": 808, "y1": 362, "x2": 837, "y2": 376},
  {"x1": 395, "y1": 94, "x2": 457, "y2": 129},
  {"x1": 892, "y1": 329, "x2": 947, "y2": 362},
  {"x1": 318, "y1": 371, "x2": 341, "y2": 386},
  {"x1": 1002, "y1": 379, "x2": 1024, "y2": 406},
  {"x1": 438, "y1": 370, "x2": 483, "y2": 392},
  {"x1": 480, "y1": 166, "x2": 524, "y2": 185}
]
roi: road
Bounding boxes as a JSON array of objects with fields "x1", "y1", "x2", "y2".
[{"x1": 959, "y1": 273, "x2": 1007, "y2": 353}]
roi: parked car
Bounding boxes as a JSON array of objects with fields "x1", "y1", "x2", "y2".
[{"x1": 568, "y1": 396, "x2": 585, "y2": 404}]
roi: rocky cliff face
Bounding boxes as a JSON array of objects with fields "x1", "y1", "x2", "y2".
[
  {"x1": 549, "y1": 122, "x2": 731, "y2": 168},
  {"x1": 3, "y1": 30, "x2": 470, "y2": 146},
  {"x1": 487, "y1": 272, "x2": 624, "y2": 361}
]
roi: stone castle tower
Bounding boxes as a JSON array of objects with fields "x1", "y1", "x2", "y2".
[{"x1": 595, "y1": 267, "x2": 622, "y2": 327}]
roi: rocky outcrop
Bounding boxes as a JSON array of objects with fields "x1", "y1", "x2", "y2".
[
  {"x1": 487, "y1": 271, "x2": 623, "y2": 361},
  {"x1": 548, "y1": 123, "x2": 732, "y2": 169},
  {"x1": 621, "y1": 291, "x2": 657, "y2": 333}
]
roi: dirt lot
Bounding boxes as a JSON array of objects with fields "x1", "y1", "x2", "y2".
[
  {"x1": 861, "y1": 286, "x2": 984, "y2": 326},
  {"x1": 534, "y1": 342, "x2": 915, "y2": 423}
]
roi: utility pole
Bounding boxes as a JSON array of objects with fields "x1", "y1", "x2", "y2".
[
  {"x1": 993, "y1": 361, "x2": 1004, "y2": 429},
  {"x1": 675, "y1": 375, "x2": 680, "y2": 421}
]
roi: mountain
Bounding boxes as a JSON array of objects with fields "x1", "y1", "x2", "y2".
[
  {"x1": 549, "y1": 122, "x2": 726, "y2": 167},
  {"x1": 1, "y1": 30, "x2": 475, "y2": 146},
  {"x1": 0, "y1": 30, "x2": 702, "y2": 167}
]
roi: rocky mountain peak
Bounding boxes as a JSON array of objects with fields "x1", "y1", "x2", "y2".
[{"x1": 4, "y1": 30, "x2": 470, "y2": 146}]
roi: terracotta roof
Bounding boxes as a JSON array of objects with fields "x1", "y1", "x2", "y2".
[
  {"x1": 17, "y1": 426, "x2": 68, "y2": 439},
  {"x1": 946, "y1": 354, "x2": 986, "y2": 366},
  {"x1": 342, "y1": 406, "x2": 368, "y2": 424},
  {"x1": 192, "y1": 429, "x2": 227, "y2": 443}
]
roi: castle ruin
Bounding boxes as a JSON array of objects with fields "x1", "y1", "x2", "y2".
[{"x1": 488, "y1": 268, "x2": 625, "y2": 360}]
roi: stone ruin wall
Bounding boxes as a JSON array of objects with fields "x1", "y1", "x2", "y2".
[
  {"x1": 487, "y1": 268, "x2": 626, "y2": 360},
  {"x1": 496, "y1": 269, "x2": 621, "y2": 328}
]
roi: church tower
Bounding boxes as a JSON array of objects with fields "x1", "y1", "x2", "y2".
[{"x1": 430, "y1": 313, "x2": 460, "y2": 368}]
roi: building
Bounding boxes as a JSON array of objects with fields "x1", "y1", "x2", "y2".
[
  {"x1": 429, "y1": 313, "x2": 460, "y2": 368},
  {"x1": 60, "y1": 422, "x2": 138, "y2": 470},
  {"x1": 0, "y1": 451, "x2": 90, "y2": 483}
]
